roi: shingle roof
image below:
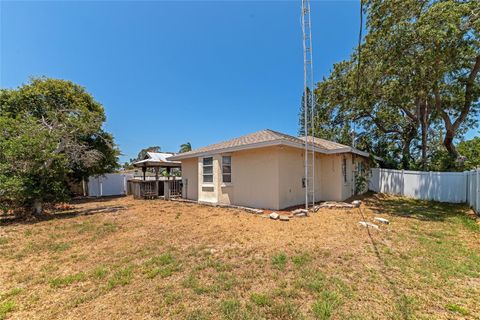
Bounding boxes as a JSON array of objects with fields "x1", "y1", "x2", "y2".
[
  {"x1": 299, "y1": 136, "x2": 350, "y2": 151},
  {"x1": 168, "y1": 129, "x2": 379, "y2": 160}
]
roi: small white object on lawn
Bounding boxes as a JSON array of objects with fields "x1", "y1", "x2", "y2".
[
  {"x1": 358, "y1": 221, "x2": 380, "y2": 230},
  {"x1": 374, "y1": 217, "x2": 390, "y2": 224},
  {"x1": 269, "y1": 212, "x2": 279, "y2": 220},
  {"x1": 292, "y1": 208, "x2": 308, "y2": 215},
  {"x1": 279, "y1": 215, "x2": 290, "y2": 221},
  {"x1": 352, "y1": 200, "x2": 362, "y2": 208}
]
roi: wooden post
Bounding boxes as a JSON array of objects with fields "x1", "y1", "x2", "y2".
[
  {"x1": 82, "y1": 177, "x2": 87, "y2": 197},
  {"x1": 475, "y1": 169, "x2": 480, "y2": 214},
  {"x1": 154, "y1": 167, "x2": 159, "y2": 197},
  {"x1": 142, "y1": 166, "x2": 146, "y2": 181},
  {"x1": 164, "y1": 180, "x2": 170, "y2": 200}
]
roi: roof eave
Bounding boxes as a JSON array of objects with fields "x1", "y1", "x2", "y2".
[
  {"x1": 168, "y1": 138, "x2": 383, "y2": 162},
  {"x1": 168, "y1": 139, "x2": 336, "y2": 160}
]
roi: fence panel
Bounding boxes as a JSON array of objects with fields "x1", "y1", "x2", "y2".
[
  {"x1": 466, "y1": 170, "x2": 480, "y2": 214},
  {"x1": 88, "y1": 173, "x2": 133, "y2": 197},
  {"x1": 369, "y1": 168, "x2": 479, "y2": 207}
]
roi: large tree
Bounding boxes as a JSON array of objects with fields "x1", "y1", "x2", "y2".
[
  {"x1": 302, "y1": 0, "x2": 479, "y2": 170},
  {"x1": 0, "y1": 77, "x2": 119, "y2": 215}
]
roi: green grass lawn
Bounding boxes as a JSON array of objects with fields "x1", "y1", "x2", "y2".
[{"x1": 0, "y1": 194, "x2": 479, "y2": 319}]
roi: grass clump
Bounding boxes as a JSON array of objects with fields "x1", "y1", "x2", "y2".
[
  {"x1": 143, "y1": 252, "x2": 180, "y2": 279},
  {"x1": 182, "y1": 272, "x2": 236, "y2": 295},
  {"x1": 250, "y1": 292, "x2": 272, "y2": 307},
  {"x1": 91, "y1": 266, "x2": 108, "y2": 279},
  {"x1": 0, "y1": 288, "x2": 22, "y2": 300},
  {"x1": 311, "y1": 291, "x2": 339, "y2": 320},
  {"x1": 445, "y1": 303, "x2": 469, "y2": 316},
  {"x1": 292, "y1": 252, "x2": 311, "y2": 267},
  {"x1": 0, "y1": 301, "x2": 15, "y2": 320},
  {"x1": 107, "y1": 265, "x2": 134, "y2": 290},
  {"x1": 396, "y1": 294, "x2": 417, "y2": 320},
  {"x1": 50, "y1": 272, "x2": 86, "y2": 288},
  {"x1": 186, "y1": 309, "x2": 211, "y2": 320},
  {"x1": 269, "y1": 301, "x2": 302, "y2": 320},
  {"x1": 271, "y1": 252, "x2": 288, "y2": 270},
  {"x1": 220, "y1": 299, "x2": 242, "y2": 320}
]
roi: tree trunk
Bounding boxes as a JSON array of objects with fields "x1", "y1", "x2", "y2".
[
  {"x1": 401, "y1": 124, "x2": 417, "y2": 170},
  {"x1": 434, "y1": 56, "x2": 480, "y2": 161},
  {"x1": 401, "y1": 136, "x2": 413, "y2": 169},
  {"x1": 419, "y1": 99, "x2": 428, "y2": 170},
  {"x1": 443, "y1": 126, "x2": 459, "y2": 159},
  {"x1": 31, "y1": 199, "x2": 43, "y2": 216}
]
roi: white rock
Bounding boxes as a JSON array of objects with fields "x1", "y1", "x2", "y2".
[
  {"x1": 374, "y1": 217, "x2": 389, "y2": 224},
  {"x1": 358, "y1": 221, "x2": 380, "y2": 230},
  {"x1": 245, "y1": 208, "x2": 264, "y2": 214},
  {"x1": 294, "y1": 212, "x2": 308, "y2": 217},
  {"x1": 352, "y1": 200, "x2": 362, "y2": 208},
  {"x1": 292, "y1": 209, "x2": 308, "y2": 214},
  {"x1": 279, "y1": 215, "x2": 290, "y2": 221},
  {"x1": 319, "y1": 201, "x2": 354, "y2": 209},
  {"x1": 269, "y1": 212, "x2": 279, "y2": 220}
]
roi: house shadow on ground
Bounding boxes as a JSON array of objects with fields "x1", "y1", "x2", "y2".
[
  {"x1": 0, "y1": 196, "x2": 128, "y2": 226},
  {"x1": 359, "y1": 192, "x2": 474, "y2": 222}
]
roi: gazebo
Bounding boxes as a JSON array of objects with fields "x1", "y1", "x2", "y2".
[{"x1": 128, "y1": 152, "x2": 182, "y2": 199}]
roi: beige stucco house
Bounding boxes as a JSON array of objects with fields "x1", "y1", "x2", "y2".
[{"x1": 168, "y1": 129, "x2": 376, "y2": 210}]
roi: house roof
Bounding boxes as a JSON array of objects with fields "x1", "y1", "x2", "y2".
[
  {"x1": 133, "y1": 152, "x2": 181, "y2": 167},
  {"x1": 168, "y1": 129, "x2": 381, "y2": 161}
]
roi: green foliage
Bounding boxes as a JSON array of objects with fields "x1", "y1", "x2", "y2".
[
  {"x1": 300, "y1": 0, "x2": 479, "y2": 170},
  {"x1": 0, "y1": 77, "x2": 119, "y2": 214},
  {"x1": 457, "y1": 137, "x2": 480, "y2": 170},
  {"x1": 179, "y1": 142, "x2": 192, "y2": 153},
  {"x1": 0, "y1": 116, "x2": 69, "y2": 213}
]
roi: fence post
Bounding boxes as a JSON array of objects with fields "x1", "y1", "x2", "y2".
[{"x1": 475, "y1": 169, "x2": 480, "y2": 214}]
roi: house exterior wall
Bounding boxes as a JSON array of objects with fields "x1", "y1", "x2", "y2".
[
  {"x1": 181, "y1": 146, "x2": 369, "y2": 209},
  {"x1": 218, "y1": 147, "x2": 280, "y2": 209},
  {"x1": 181, "y1": 158, "x2": 198, "y2": 200},
  {"x1": 277, "y1": 146, "x2": 323, "y2": 209}
]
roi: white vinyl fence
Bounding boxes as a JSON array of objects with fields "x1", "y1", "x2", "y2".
[
  {"x1": 466, "y1": 170, "x2": 480, "y2": 214},
  {"x1": 88, "y1": 173, "x2": 134, "y2": 197},
  {"x1": 369, "y1": 168, "x2": 480, "y2": 214}
]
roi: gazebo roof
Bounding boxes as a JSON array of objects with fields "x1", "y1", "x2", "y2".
[{"x1": 133, "y1": 152, "x2": 181, "y2": 168}]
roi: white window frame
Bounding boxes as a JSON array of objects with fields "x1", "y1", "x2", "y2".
[
  {"x1": 203, "y1": 157, "x2": 213, "y2": 183},
  {"x1": 222, "y1": 156, "x2": 232, "y2": 183}
]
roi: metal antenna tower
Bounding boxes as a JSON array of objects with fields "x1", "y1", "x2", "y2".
[{"x1": 301, "y1": 0, "x2": 316, "y2": 210}]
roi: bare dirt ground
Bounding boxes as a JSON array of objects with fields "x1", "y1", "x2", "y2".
[{"x1": 1, "y1": 194, "x2": 479, "y2": 319}]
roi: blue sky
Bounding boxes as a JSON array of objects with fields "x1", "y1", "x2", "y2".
[{"x1": 1, "y1": 1, "x2": 477, "y2": 163}]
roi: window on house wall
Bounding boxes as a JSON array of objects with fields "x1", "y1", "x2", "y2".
[
  {"x1": 342, "y1": 157, "x2": 347, "y2": 183},
  {"x1": 222, "y1": 156, "x2": 231, "y2": 183},
  {"x1": 203, "y1": 157, "x2": 213, "y2": 183}
]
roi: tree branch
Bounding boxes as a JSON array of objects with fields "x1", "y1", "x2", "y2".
[{"x1": 453, "y1": 55, "x2": 480, "y2": 131}]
